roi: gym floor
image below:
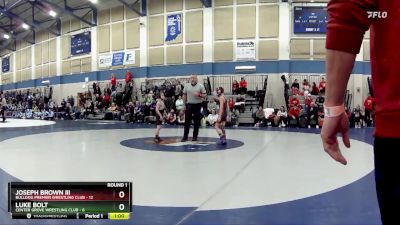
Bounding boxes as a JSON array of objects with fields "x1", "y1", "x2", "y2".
[{"x1": 0, "y1": 120, "x2": 381, "y2": 225}]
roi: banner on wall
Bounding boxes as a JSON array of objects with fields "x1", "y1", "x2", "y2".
[
  {"x1": 112, "y1": 52, "x2": 125, "y2": 66},
  {"x1": 99, "y1": 51, "x2": 135, "y2": 68},
  {"x1": 98, "y1": 54, "x2": 113, "y2": 68},
  {"x1": 123, "y1": 50, "x2": 135, "y2": 65},
  {"x1": 236, "y1": 41, "x2": 256, "y2": 61},
  {"x1": 2, "y1": 56, "x2": 10, "y2": 73},
  {"x1": 165, "y1": 14, "x2": 182, "y2": 42}
]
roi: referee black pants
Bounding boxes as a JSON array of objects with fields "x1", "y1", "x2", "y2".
[
  {"x1": 1, "y1": 107, "x2": 5, "y2": 122},
  {"x1": 184, "y1": 103, "x2": 202, "y2": 139},
  {"x1": 374, "y1": 137, "x2": 400, "y2": 225}
]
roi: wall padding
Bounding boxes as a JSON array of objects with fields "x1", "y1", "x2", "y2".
[
  {"x1": 21, "y1": 49, "x2": 27, "y2": 69},
  {"x1": 126, "y1": 5, "x2": 140, "y2": 19},
  {"x1": 126, "y1": 20, "x2": 140, "y2": 49},
  {"x1": 35, "y1": 45, "x2": 42, "y2": 65},
  {"x1": 62, "y1": 20, "x2": 70, "y2": 34},
  {"x1": 215, "y1": 0, "x2": 234, "y2": 6},
  {"x1": 259, "y1": 40, "x2": 279, "y2": 60},
  {"x1": 98, "y1": 25, "x2": 111, "y2": 53},
  {"x1": 62, "y1": 61, "x2": 71, "y2": 74},
  {"x1": 186, "y1": 11, "x2": 203, "y2": 43},
  {"x1": 290, "y1": 39, "x2": 310, "y2": 59},
  {"x1": 62, "y1": 36, "x2": 70, "y2": 59},
  {"x1": 82, "y1": 57, "x2": 92, "y2": 72},
  {"x1": 71, "y1": 59, "x2": 81, "y2": 74},
  {"x1": 42, "y1": 41, "x2": 49, "y2": 63},
  {"x1": 237, "y1": 6, "x2": 256, "y2": 39},
  {"x1": 71, "y1": 19, "x2": 81, "y2": 31},
  {"x1": 149, "y1": 47, "x2": 164, "y2": 65},
  {"x1": 16, "y1": 51, "x2": 21, "y2": 70},
  {"x1": 112, "y1": 22, "x2": 125, "y2": 51},
  {"x1": 214, "y1": 42, "x2": 233, "y2": 61},
  {"x1": 167, "y1": 0, "x2": 182, "y2": 12},
  {"x1": 26, "y1": 47, "x2": 32, "y2": 67},
  {"x1": 167, "y1": 45, "x2": 183, "y2": 64},
  {"x1": 50, "y1": 63, "x2": 57, "y2": 77},
  {"x1": 149, "y1": 16, "x2": 164, "y2": 46},
  {"x1": 99, "y1": 9, "x2": 110, "y2": 25},
  {"x1": 16, "y1": 71, "x2": 21, "y2": 82},
  {"x1": 49, "y1": 39, "x2": 57, "y2": 62},
  {"x1": 237, "y1": 0, "x2": 256, "y2": 4},
  {"x1": 42, "y1": 64, "x2": 49, "y2": 78},
  {"x1": 149, "y1": 0, "x2": 164, "y2": 15},
  {"x1": 186, "y1": 0, "x2": 202, "y2": 9},
  {"x1": 111, "y1": 6, "x2": 124, "y2": 22},
  {"x1": 313, "y1": 39, "x2": 326, "y2": 59},
  {"x1": 214, "y1": 8, "x2": 233, "y2": 40},
  {"x1": 259, "y1": 5, "x2": 279, "y2": 38},
  {"x1": 185, "y1": 44, "x2": 203, "y2": 63}
]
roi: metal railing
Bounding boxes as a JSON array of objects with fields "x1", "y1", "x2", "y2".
[{"x1": 210, "y1": 75, "x2": 267, "y2": 94}]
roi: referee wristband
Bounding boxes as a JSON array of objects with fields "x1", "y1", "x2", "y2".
[{"x1": 324, "y1": 104, "x2": 345, "y2": 118}]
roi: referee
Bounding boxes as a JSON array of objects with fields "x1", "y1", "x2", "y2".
[
  {"x1": 1, "y1": 93, "x2": 7, "y2": 122},
  {"x1": 182, "y1": 75, "x2": 206, "y2": 142}
]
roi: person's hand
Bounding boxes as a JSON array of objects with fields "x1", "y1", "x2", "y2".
[
  {"x1": 217, "y1": 117, "x2": 221, "y2": 123},
  {"x1": 320, "y1": 113, "x2": 351, "y2": 165}
]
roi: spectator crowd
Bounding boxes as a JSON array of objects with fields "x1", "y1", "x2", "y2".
[{"x1": 0, "y1": 74, "x2": 375, "y2": 129}]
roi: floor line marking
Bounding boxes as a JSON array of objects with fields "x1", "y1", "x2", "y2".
[{"x1": 174, "y1": 133, "x2": 278, "y2": 225}]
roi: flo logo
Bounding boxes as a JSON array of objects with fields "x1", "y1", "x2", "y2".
[{"x1": 367, "y1": 11, "x2": 387, "y2": 19}]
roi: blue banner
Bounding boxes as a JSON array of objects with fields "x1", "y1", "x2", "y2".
[
  {"x1": 112, "y1": 52, "x2": 125, "y2": 66},
  {"x1": 165, "y1": 14, "x2": 182, "y2": 42},
  {"x1": 293, "y1": 7, "x2": 328, "y2": 34},
  {"x1": 2, "y1": 57, "x2": 10, "y2": 73}
]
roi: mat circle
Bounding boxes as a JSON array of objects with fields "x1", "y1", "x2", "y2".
[{"x1": 120, "y1": 136, "x2": 245, "y2": 152}]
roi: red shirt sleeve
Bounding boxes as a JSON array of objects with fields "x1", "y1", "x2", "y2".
[
  {"x1": 126, "y1": 72, "x2": 133, "y2": 82},
  {"x1": 289, "y1": 108, "x2": 294, "y2": 115},
  {"x1": 319, "y1": 81, "x2": 326, "y2": 89},
  {"x1": 326, "y1": 0, "x2": 377, "y2": 55}
]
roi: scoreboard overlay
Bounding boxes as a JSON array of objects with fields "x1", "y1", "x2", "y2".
[{"x1": 8, "y1": 182, "x2": 132, "y2": 220}]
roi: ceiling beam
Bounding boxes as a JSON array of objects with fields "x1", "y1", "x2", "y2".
[
  {"x1": 6, "y1": 0, "x2": 26, "y2": 11},
  {"x1": 40, "y1": 0, "x2": 97, "y2": 27},
  {"x1": 5, "y1": 42, "x2": 16, "y2": 51},
  {"x1": 0, "y1": 37, "x2": 16, "y2": 51},
  {"x1": 117, "y1": 0, "x2": 145, "y2": 17},
  {"x1": 0, "y1": 27, "x2": 17, "y2": 39},
  {"x1": 0, "y1": 17, "x2": 17, "y2": 40},
  {"x1": 0, "y1": 4, "x2": 60, "y2": 36},
  {"x1": 200, "y1": 0, "x2": 212, "y2": 8}
]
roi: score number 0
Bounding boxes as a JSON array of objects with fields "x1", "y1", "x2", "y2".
[{"x1": 118, "y1": 191, "x2": 125, "y2": 211}]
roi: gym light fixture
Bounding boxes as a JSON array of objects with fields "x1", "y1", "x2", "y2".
[
  {"x1": 49, "y1": 10, "x2": 57, "y2": 17},
  {"x1": 22, "y1": 23, "x2": 30, "y2": 30}
]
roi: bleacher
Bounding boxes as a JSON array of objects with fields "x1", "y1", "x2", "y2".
[{"x1": 206, "y1": 75, "x2": 268, "y2": 125}]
